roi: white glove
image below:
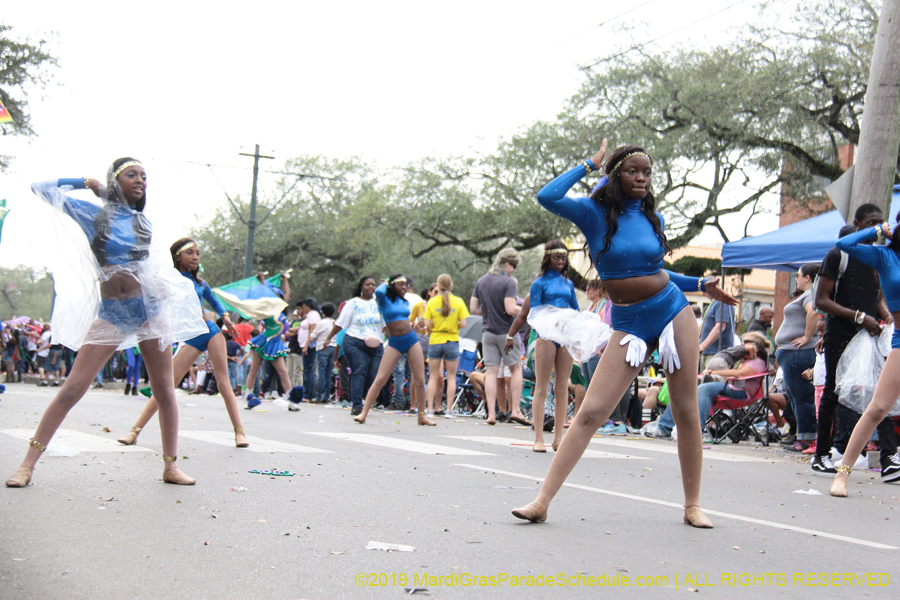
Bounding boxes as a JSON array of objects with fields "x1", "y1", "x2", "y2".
[
  {"x1": 658, "y1": 322, "x2": 682, "y2": 373},
  {"x1": 620, "y1": 334, "x2": 647, "y2": 367}
]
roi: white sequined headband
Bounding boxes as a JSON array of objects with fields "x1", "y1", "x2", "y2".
[{"x1": 113, "y1": 160, "x2": 143, "y2": 179}]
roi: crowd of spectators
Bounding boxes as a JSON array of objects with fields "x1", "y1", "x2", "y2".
[{"x1": 4, "y1": 210, "x2": 899, "y2": 488}]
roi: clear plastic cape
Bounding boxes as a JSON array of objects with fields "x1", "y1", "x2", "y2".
[
  {"x1": 526, "y1": 306, "x2": 612, "y2": 363},
  {"x1": 33, "y1": 166, "x2": 206, "y2": 352}
]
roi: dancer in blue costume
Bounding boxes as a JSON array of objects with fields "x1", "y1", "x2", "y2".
[
  {"x1": 6, "y1": 158, "x2": 206, "y2": 487},
  {"x1": 830, "y1": 218, "x2": 900, "y2": 497},
  {"x1": 352, "y1": 275, "x2": 436, "y2": 426},
  {"x1": 117, "y1": 238, "x2": 250, "y2": 448},
  {"x1": 507, "y1": 240, "x2": 579, "y2": 452},
  {"x1": 244, "y1": 273, "x2": 293, "y2": 403},
  {"x1": 511, "y1": 141, "x2": 736, "y2": 527}
]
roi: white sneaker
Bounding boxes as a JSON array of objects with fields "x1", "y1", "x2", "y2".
[
  {"x1": 831, "y1": 447, "x2": 869, "y2": 470},
  {"x1": 288, "y1": 401, "x2": 301, "y2": 411}
]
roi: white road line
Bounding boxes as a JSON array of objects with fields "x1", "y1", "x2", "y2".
[
  {"x1": 309, "y1": 432, "x2": 494, "y2": 456},
  {"x1": 455, "y1": 463, "x2": 897, "y2": 550},
  {"x1": 1, "y1": 429, "x2": 152, "y2": 453},
  {"x1": 444, "y1": 436, "x2": 644, "y2": 460},
  {"x1": 589, "y1": 438, "x2": 771, "y2": 463},
  {"x1": 178, "y1": 431, "x2": 332, "y2": 453}
]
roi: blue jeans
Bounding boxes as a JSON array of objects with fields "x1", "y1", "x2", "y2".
[
  {"x1": 303, "y1": 348, "x2": 317, "y2": 399},
  {"x1": 581, "y1": 354, "x2": 600, "y2": 384},
  {"x1": 227, "y1": 361, "x2": 238, "y2": 389},
  {"x1": 657, "y1": 382, "x2": 748, "y2": 436},
  {"x1": 343, "y1": 336, "x2": 383, "y2": 409},
  {"x1": 392, "y1": 354, "x2": 411, "y2": 408},
  {"x1": 125, "y1": 348, "x2": 142, "y2": 386},
  {"x1": 316, "y1": 346, "x2": 335, "y2": 401},
  {"x1": 776, "y1": 347, "x2": 817, "y2": 440}
]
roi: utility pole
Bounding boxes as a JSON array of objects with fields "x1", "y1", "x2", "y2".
[
  {"x1": 849, "y1": 0, "x2": 900, "y2": 217},
  {"x1": 239, "y1": 144, "x2": 274, "y2": 277}
]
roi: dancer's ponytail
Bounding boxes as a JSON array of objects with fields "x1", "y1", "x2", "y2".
[{"x1": 437, "y1": 274, "x2": 453, "y2": 317}]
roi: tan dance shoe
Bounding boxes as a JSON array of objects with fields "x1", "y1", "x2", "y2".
[
  {"x1": 512, "y1": 500, "x2": 547, "y2": 523},
  {"x1": 5, "y1": 467, "x2": 33, "y2": 488},
  {"x1": 117, "y1": 426, "x2": 141, "y2": 445},
  {"x1": 683, "y1": 505, "x2": 714, "y2": 528},
  {"x1": 234, "y1": 427, "x2": 249, "y2": 448},
  {"x1": 162, "y1": 456, "x2": 196, "y2": 485}
]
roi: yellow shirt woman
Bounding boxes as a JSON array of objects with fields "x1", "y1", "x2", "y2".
[{"x1": 424, "y1": 293, "x2": 469, "y2": 345}]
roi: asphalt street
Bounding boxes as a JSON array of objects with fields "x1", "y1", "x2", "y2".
[{"x1": 1, "y1": 384, "x2": 898, "y2": 600}]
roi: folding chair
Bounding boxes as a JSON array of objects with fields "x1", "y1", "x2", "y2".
[
  {"x1": 705, "y1": 373, "x2": 774, "y2": 446},
  {"x1": 450, "y1": 349, "x2": 481, "y2": 416}
]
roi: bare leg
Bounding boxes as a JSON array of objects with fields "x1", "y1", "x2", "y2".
[
  {"x1": 406, "y1": 344, "x2": 435, "y2": 425},
  {"x1": 531, "y1": 339, "x2": 559, "y2": 450},
  {"x1": 356, "y1": 346, "x2": 402, "y2": 423},
  {"x1": 119, "y1": 345, "x2": 200, "y2": 444},
  {"x1": 831, "y1": 349, "x2": 900, "y2": 497},
  {"x1": 468, "y1": 372, "x2": 486, "y2": 401},
  {"x1": 663, "y1": 308, "x2": 712, "y2": 527},
  {"x1": 271, "y1": 356, "x2": 292, "y2": 394},
  {"x1": 427, "y1": 358, "x2": 442, "y2": 412},
  {"x1": 484, "y1": 364, "x2": 499, "y2": 424},
  {"x1": 205, "y1": 335, "x2": 248, "y2": 445},
  {"x1": 515, "y1": 308, "x2": 712, "y2": 527},
  {"x1": 443, "y1": 358, "x2": 459, "y2": 414},
  {"x1": 244, "y1": 353, "x2": 263, "y2": 395},
  {"x1": 508, "y1": 364, "x2": 526, "y2": 421},
  {"x1": 642, "y1": 386, "x2": 661, "y2": 410},
  {"x1": 496, "y1": 370, "x2": 508, "y2": 416},
  {"x1": 768, "y1": 392, "x2": 787, "y2": 426},
  {"x1": 139, "y1": 338, "x2": 194, "y2": 484},
  {"x1": 522, "y1": 332, "x2": 640, "y2": 508},
  {"x1": 552, "y1": 347, "x2": 574, "y2": 448},
  {"x1": 6, "y1": 343, "x2": 117, "y2": 485}
]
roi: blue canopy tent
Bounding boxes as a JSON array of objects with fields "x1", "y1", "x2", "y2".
[{"x1": 722, "y1": 185, "x2": 900, "y2": 271}]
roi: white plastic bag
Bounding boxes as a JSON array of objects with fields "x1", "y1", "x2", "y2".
[{"x1": 835, "y1": 328, "x2": 900, "y2": 417}]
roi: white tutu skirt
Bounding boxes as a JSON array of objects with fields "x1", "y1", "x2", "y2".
[
  {"x1": 35, "y1": 180, "x2": 207, "y2": 351},
  {"x1": 526, "y1": 306, "x2": 612, "y2": 363},
  {"x1": 527, "y1": 305, "x2": 683, "y2": 371}
]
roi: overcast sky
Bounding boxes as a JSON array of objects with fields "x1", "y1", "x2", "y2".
[{"x1": 1, "y1": 0, "x2": 776, "y2": 273}]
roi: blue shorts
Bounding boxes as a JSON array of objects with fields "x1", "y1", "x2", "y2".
[
  {"x1": 893, "y1": 327, "x2": 900, "y2": 350},
  {"x1": 428, "y1": 340, "x2": 460, "y2": 361},
  {"x1": 534, "y1": 330, "x2": 560, "y2": 349},
  {"x1": 387, "y1": 330, "x2": 419, "y2": 355},
  {"x1": 184, "y1": 320, "x2": 221, "y2": 351},
  {"x1": 38, "y1": 354, "x2": 53, "y2": 371},
  {"x1": 610, "y1": 281, "x2": 689, "y2": 343},
  {"x1": 99, "y1": 296, "x2": 150, "y2": 336}
]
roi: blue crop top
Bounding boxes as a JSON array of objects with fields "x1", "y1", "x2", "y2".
[
  {"x1": 32, "y1": 178, "x2": 151, "y2": 267},
  {"x1": 536, "y1": 164, "x2": 703, "y2": 292},
  {"x1": 530, "y1": 270, "x2": 579, "y2": 311},
  {"x1": 835, "y1": 227, "x2": 900, "y2": 312},
  {"x1": 374, "y1": 282, "x2": 410, "y2": 324},
  {"x1": 181, "y1": 271, "x2": 227, "y2": 317}
]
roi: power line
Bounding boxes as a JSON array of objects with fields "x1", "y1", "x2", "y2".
[
  {"x1": 587, "y1": 0, "x2": 751, "y2": 67},
  {"x1": 548, "y1": 0, "x2": 656, "y2": 50},
  {"x1": 152, "y1": 157, "x2": 327, "y2": 178}
]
